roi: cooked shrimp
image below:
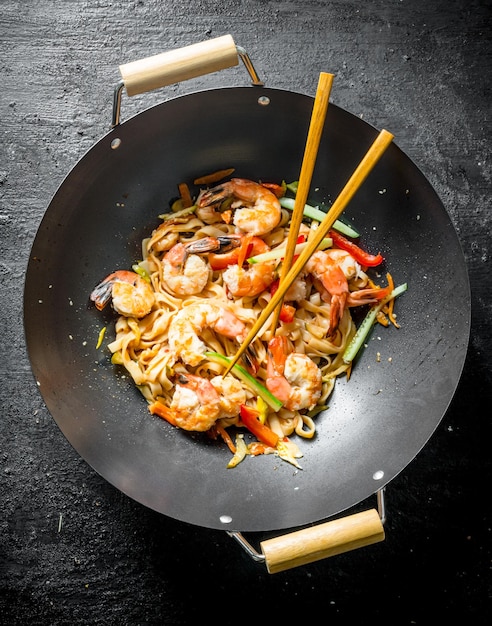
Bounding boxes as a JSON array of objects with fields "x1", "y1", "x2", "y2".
[
  {"x1": 222, "y1": 262, "x2": 276, "y2": 298},
  {"x1": 209, "y1": 233, "x2": 276, "y2": 298},
  {"x1": 169, "y1": 373, "x2": 221, "y2": 431},
  {"x1": 208, "y1": 234, "x2": 267, "y2": 269},
  {"x1": 210, "y1": 375, "x2": 247, "y2": 418},
  {"x1": 306, "y1": 249, "x2": 390, "y2": 335},
  {"x1": 197, "y1": 178, "x2": 281, "y2": 236},
  {"x1": 90, "y1": 270, "x2": 155, "y2": 318},
  {"x1": 168, "y1": 302, "x2": 247, "y2": 366},
  {"x1": 162, "y1": 239, "x2": 216, "y2": 296},
  {"x1": 266, "y1": 336, "x2": 322, "y2": 411}
]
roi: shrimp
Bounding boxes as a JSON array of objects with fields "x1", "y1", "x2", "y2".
[
  {"x1": 197, "y1": 178, "x2": 282, "y2": 236},
  {"x1": 161, "y1": 239, "x2": 216, "y2": 296},
  {"x1": 90, "y1": 270, "x2": 155, "y2": 318},
  {"x1": 222, "y1": 262, "x2": 276, "y2": 298},
  {"x1": 210, "y1": 375, "x2": 247, "y2": 418},
  {"x1": 168, "y1": 302, "x2": 247, "y2": 366},
  {"x1": 306, "y1": 249, "x2": 390, "y2": 336},
  {"x1": 266, "y1": 336, "x2": 322, "y2": 411},
  {"x1": 168, "y1": 373, "x2": 221, "y2": 431},
  {"x1": 209, "y1": 233, "x2": 276, "y2": 298}
]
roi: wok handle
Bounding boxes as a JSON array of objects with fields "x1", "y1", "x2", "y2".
[
  {"x1": 260, "y1": 509, "x2": 385, "y2": 574},
  {"x1": 119, "y1": 34, "x2": 239, "y2": 97}
]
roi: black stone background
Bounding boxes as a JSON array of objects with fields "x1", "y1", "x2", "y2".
[{"x1": 1, "y1": 0, "x2": 491, "y2": 623}]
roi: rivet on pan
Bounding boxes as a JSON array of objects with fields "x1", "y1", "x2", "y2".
[
  {"x1": 111, "y1": 138, "x2": 122, "y2": 150},
  {"x1": 219, "y1": 515, "x2": 233, "y2": 524},
  {"x1": 373, "y1": 470, "x2": 384, "y2": 480},
  {"x1": 258, "y1": 95, "x2": 270, "y2": 106}
]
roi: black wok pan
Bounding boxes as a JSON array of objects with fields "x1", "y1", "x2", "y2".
[{"x1": 24, "y1": 36, "x2": 470, "y2": 572}]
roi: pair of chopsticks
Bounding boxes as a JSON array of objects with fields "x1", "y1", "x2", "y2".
[{"x1": 222, "y1": 73, "x2": 394, "y2": 377}]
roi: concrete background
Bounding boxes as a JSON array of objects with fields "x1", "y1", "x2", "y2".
[{"x1": 1, "y1": 0, "x2": 491, "y2": 623}]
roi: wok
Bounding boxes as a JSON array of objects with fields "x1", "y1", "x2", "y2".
[{"x1": 24, "y1": 36, "x2": 470, "y2": 572}]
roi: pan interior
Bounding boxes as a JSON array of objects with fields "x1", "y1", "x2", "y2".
[{"x1": 24, "y1": 87, "x2": 470, "y2": 532}]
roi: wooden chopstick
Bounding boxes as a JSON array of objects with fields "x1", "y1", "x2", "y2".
[
  {"x1": 222, "y1": 128, "x2": 394, "y2": 377},
  {"x1": 270, "y1": 72, "x2": 334, "y2": 335}
]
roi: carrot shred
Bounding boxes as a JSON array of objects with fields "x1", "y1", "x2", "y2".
[
  {"x1": 214, "y1": 423, "x2": 236, "y2": 454},
  {"x1": 376, "y1": 310, "x2": 390, "y2": 327},
  {"x1": 148, "y1": 401, "x2": 177, "y2": 426},
  {"x1": 178, "y1": 182, "x2": 193, "y2": 208},
  {"x1": 385, "y1": 272, "x2": 400, "y2": 328},
  {"x1": 193, "y1": 168, "x2": 235, "y2": 185}
]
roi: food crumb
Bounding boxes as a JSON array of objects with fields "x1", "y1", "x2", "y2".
[{"x1": 376, "y1": 352, "x2": 381, "y2": 362}]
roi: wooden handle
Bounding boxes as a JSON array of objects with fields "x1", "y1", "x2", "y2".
[
  {"x1": 260, "y1": 509, "x2": 385, "y2": 574},
  {"x1": 119, "y1": 34, "x2": 239, "y2": 96}
]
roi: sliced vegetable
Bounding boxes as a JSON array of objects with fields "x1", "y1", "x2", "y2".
[
  {"x1": 158, "y1": 204, "x2": 197, "y2": 221},
  {"x1": 329, "y1": 229, "x2": 383, "y2": 267},
  {"x1": 240, "y1": 405, "x2": 279, "y2": 448},
  {"x1": 205, "y1": 352, "x2": 283, "y2": 412},
  {"x1": 342, "y1": 282, "x2": 408, "y2": 364},
  {"x1": 276, "y1": 438, "x2": 303, "y2": 469},
  {"x1": 214, "y1": 423, "x2": 237, "y2": 454},
  {"x1": 269, "y1": 280, "x2": 296, "y2": 323},
  {"x1": 149, "y1": 400, "x2": 177, "y2": 426},
  {"x1": 132, "y1": 263, "x2": 151, "y2": 283},
  {"x1": 279, "y1": 303, "x2": 296, "y2": 323},
  {"x1": 285, "y1": 180, "x2": 298, "y2": 194},
  {"x1": 193, "y1": 168, "x2": 235, "y2": 185},
  {"x1": 279, "y1": 196, "x2": 360, "y2": 238},
  {"x1": 110, "y1": 350, "x2": 123, "y2": 365},
  {"x1": 247, "y1": 237, "x2": 332, "y2": 264},
  {"x1": 95, "y1": 326, "x2": 106, "y2": 349},
  {"x1": 256, "y1": 396, "x2": 269, "y2": 424},
  {"x1": 227, "y1": 434, "x2": 249, "y2": 468},
  {"x1": 178, "y1": 182, "x2": 193, "y2": 208}
]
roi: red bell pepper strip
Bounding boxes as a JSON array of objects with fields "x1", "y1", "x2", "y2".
[
  {"x1": 240, "y1": 405, "x2": 279, "y2": 448},
  {"x1": 270, "y1": 278, "x2": 298, "y2": 323},
  {"x1": 279, "y1": 303, "x2": 296, "y2": 323},
  {"x1": 208, "y1": 249, "x2": 240, "y2": 270},
  {"x1": 329, "y1": 229, "x2": 384, "y2": 267}
]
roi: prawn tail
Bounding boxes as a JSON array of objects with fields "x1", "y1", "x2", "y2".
[
  {"x1": 266, "y1": 374, "x2": 292, "y2": 406},
  {"x1": 329, "y1": 293, "x2": 348, "y2": 336},
  {"x1": 197, "y1": 184, "x2": 228, "y2": 208},
  {"x1": 347, "y1": 285, "x2": 392, "y2": 307},
  {"x1": 266, "y1": 336, "x2": 291, "y2": 403},
  {"x1": 90, "y1": 278, "x2": 114, "y2": 311}
]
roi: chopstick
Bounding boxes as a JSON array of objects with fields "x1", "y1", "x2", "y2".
[
  {"x1": 269, "y1": 72, "x2": 334, "y2": 335},
  {"x1": 222, "y1": 128, "x2": 394, "y2": 377}
]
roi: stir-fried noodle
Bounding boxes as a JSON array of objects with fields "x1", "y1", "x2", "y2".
[{"x1": 91, "y1": 177, "x2": 401, "y2": 468}]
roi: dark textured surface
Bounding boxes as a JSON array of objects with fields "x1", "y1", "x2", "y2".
[{"x1": 1, "y1": 0, "x2": 491, "y2": 623}]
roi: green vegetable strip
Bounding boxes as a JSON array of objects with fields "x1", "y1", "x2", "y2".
[
  {"x1": 342, "y1": 283, "x2": 408, "y2": 364},
  {"x1": 247, "y1": 237, "x2": 332, "y2": 264},
  {"x1": 279, "y1": 197, "x2": 360, "y2": 238},
  {"x1": 204, "y1": 352, "x2": 283, "y2": 412}
]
